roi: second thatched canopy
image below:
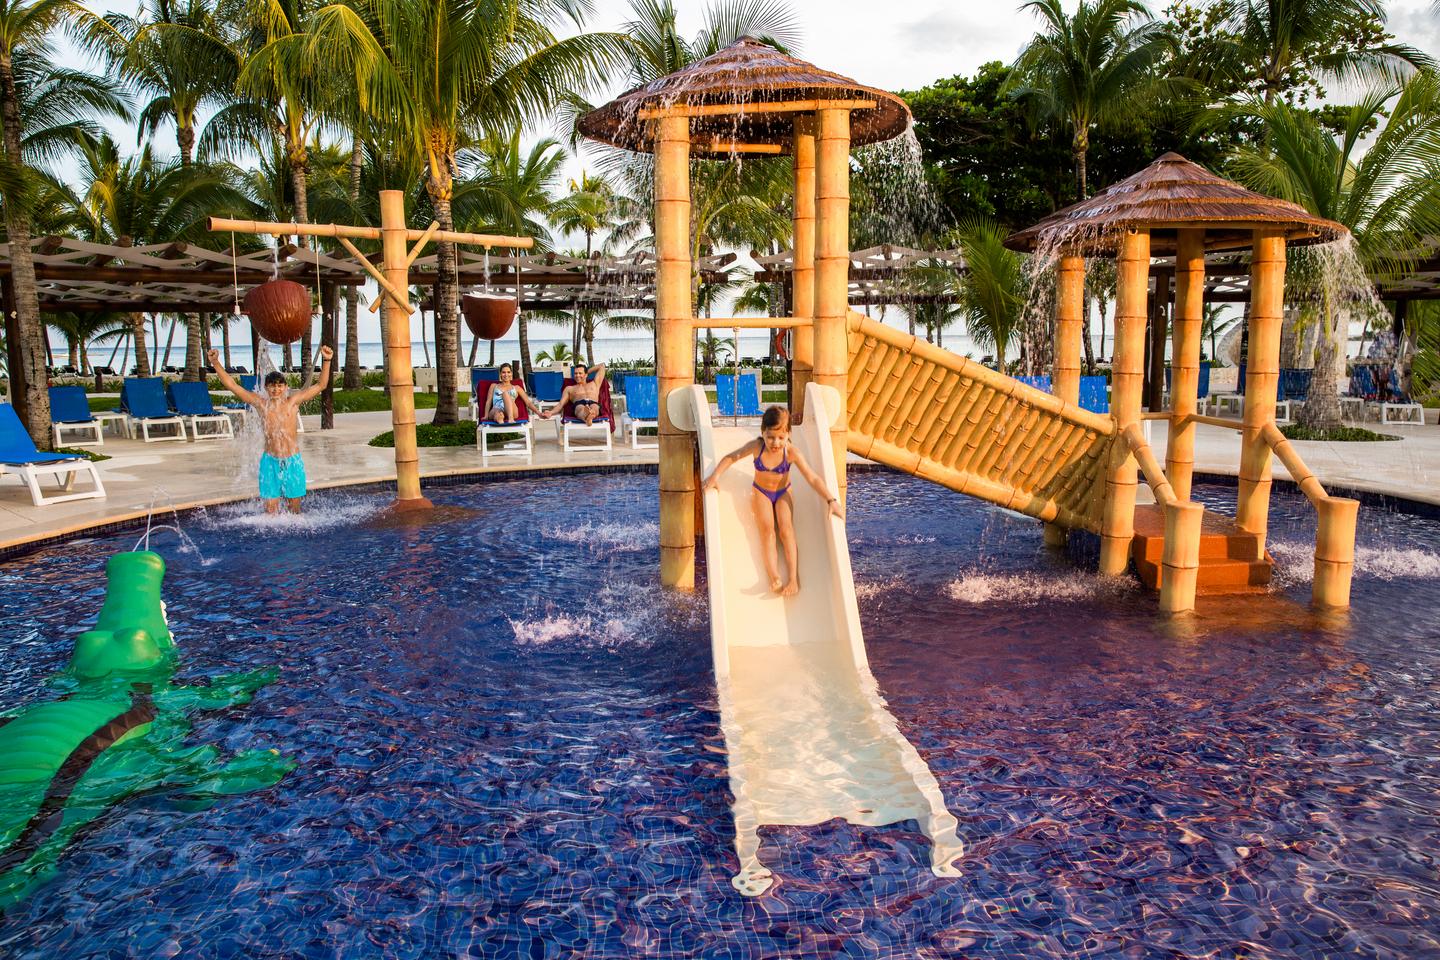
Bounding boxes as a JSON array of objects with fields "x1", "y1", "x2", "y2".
[{"x1": 1004, "y1": 152, "x2": 1347, "y2": 256}]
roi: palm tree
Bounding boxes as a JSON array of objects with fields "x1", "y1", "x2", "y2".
[
  {"x1": 1226, "y1": 75, "x2": 1440, "y2": 427},
  {"x1": 551, "y1": 172, "x2": 624, "y2": 357},
  {"x1": 1006, "y1": 0, "x2": 1172, "y2": 200},
  {"x1": 1210, "y1": 0, "x2": 1432, "y2": 107},
  {"x1": 62, "y1": 135, "x2": 252, "y2": 379},
  {"x1": 108, "y1": 0, "x2": 240, "y2": 166},
  {"x1": 535, "y1": 341, "x2": 573, "y2": 364},
  {"x1": 453, "y1": 133, "x2": 564, "y2": 386},
  {"x1": 287, "y1": 0, "x2": 627, "y2": 423},
  {"x1": 956, "y1": 220, "x2": 1025, "y2": 371},
  {"x1": 0, "y1": 0, "x2": 120, "y2": 444}
]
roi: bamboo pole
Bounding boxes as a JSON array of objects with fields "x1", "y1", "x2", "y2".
[
  {"x1": 814, "y1": 107, "x2": 852, "y2": 502},
  {"x1": 1167, "y1": 229, "x2": 1205, "y2": 502},
  {"x1": 207, "y1": 216, "x2": 531, "y2": 250},
  {"x1": 1236, "y1": 229, "x2": 1285, "y2": 558},
  {"x1": 1054, "y1": 255, "x2": 1084, "y2": 405},
  {"x1": 1313, "y1": 496, "x2": 1359, "y2": 607},
  {"x1": 1099, "y1": 228, "x2": 1151, "y2": 575},
  {"x1": 790, "y1": 115, "x2": 816, "y2": 423},
  {"x1": 379, "y1": 190, "x2": 429, "y2": 508},
  {"x1": 655, "y1": 115, "x2": 696, "y2": 590},
  {"x1": 1159, "y1": 501, "x2": 1203, "y2": 614},
  {"x1": 1047, "y1": 254, "x2": 1085, "y2": 547}
]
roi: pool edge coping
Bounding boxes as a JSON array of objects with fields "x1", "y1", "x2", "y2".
[{"x1": 3, "y1": 461, "x2": 1435, "y2": 560}]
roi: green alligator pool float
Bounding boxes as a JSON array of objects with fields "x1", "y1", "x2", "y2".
[{"x1": 0, "y1": 551, "x2": 294, "y2": 908}]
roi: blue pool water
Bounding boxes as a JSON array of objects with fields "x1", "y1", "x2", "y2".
[{"x1": 2, "y1": 473, "x2": 1439, "y2": 958}]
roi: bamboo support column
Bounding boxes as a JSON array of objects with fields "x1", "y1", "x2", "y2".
[
  {"x1": 1159, "y1": 500, "x2": 1203, "y2": 614},
  {"x1": 790, "y1": 115, "x2": 816, "y2": 423},
  {"x1": 380, "y1": 190, "x2": 429, "y2": 508},
  {"x1": 1167, "y1": 230, "x2": 1205, "y2": 502},
  {"x1": 1237, "y1": 230, "x2": 1285, "y2": 557},
  {"x1": 1046, "y1": 254, "x2": 1086, "y2": 548},
  {"x1": 1313, "y1": 495, "x2": 1359, "y2": 607},
  {"x1": 814, "y1": 107, "x2": 852, "y2": 504},
  {"x1": 1099, "y1": 228, "x2": 1151, "y2": 575},
  {"x1": 655, "y1": 115, "x2": 696, "y2": 590}
]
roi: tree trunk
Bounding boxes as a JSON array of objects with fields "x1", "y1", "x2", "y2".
[
  {"x1": 178, "y1": 123, "x2": 195, "y2": 168},
  {"x1": 1081, "y1": 290, "x2": 1095, "y2": 374},
  {"x1": 517, "y1": 307, "x2": 533, "y2": 387},
  {"x1": 80, "y1": 340, "x2": 90, "y2": 376},
  {"x1": 585, "y1": 316, "x2": 596, "y2": 366},
  {"x1": 221, "y1": 313, "x2": 232, "y2": 369},
  {"x1": 132, "y1": 314, "x2": 152, "y2": 377},
  {"x1": 1299, "y1": 304, "x2": 1343, "y2": 429},
  {"x1": 1074, "y1": 143, "x2": 1088, "y2": 201},
  {"x1": 0, "y1": 54, "x2": 51, "y2": 444},
  {"x1": 467, "y1": 332, "x2": 479, "y2": 367},
  {"x1": 184, "y1": 314, "x2": 202, "y2": 380},
  {"x1": 343, "y1": 138, "x2": 363, "y2": 390},
  {"x1": 161, "y1": 317, "x2": 179, "y2": 370},
  {"x1": 300, "y1": 328, "x2": 313, "y2": 386},
  {"x1": 431, "y1": 190, "x2": 460, "y2": 424},
  {"x1": 68, "y1": 339, "x2": 79, "y2": 369},
  {"x1": 282, "y1": 341, "x2": 292, "y2": 371}
]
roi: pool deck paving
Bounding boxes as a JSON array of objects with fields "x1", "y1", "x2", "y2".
[{"x1": 1, "y1": 409, "x2": 1435, "y2": 551}]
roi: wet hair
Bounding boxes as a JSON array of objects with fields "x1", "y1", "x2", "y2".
[
  {"x1": 264, "y1": 371, "x2": 286, "y2": 387},
  {"x1": 761, "y1": 406, "x2": 790, "y2": 432}
]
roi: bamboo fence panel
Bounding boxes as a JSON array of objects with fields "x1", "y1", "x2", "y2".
[{"x1": 844, "y1": 315, "x2": 1117, "y2": 532}]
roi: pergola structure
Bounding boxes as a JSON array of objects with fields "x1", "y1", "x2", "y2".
[
  {"x1": 1005, "y1": 151, "x2": 1362, "y2": 610},
  {"x1": 752, "y1": 244, "x2": 965, "y2": 308},
  {"x1": 0, "y1": 236, "x2": 738, "y2": 316}
]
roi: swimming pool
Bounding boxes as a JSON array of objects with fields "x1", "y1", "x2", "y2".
[{"x1": 2, "y1": 472, "x2": 1438, "y2": 957}]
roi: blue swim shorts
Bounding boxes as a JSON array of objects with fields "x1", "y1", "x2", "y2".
[{"x1": 258, "y1": 452, "x2": 307, "y2": 500}]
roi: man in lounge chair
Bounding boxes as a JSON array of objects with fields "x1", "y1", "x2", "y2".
[
  {"x1": 538, "y1": 362, "x2": 606, "y2": 426},
  {"x1": 209, "y1": 346, "x2": 332, "y2": 514}
]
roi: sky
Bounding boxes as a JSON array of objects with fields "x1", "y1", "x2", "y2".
[{"x1": 54, "y1": 0, "x2": 1440, "y2": 347}]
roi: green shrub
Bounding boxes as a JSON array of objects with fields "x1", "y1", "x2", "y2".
[
  {"x1": 368, "y1": 420, "x2": 518, "y2": 448},
  {"x1": 56, "y1": 446, "x2": 110, "y2": 461},
  {"x1": 1279, "y1": 424, "x2": 1400, "y2": 442}
]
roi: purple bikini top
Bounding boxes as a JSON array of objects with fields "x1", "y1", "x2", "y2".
[{"x1": 753, "y1": 446, "x2": 790, "y2": 474}]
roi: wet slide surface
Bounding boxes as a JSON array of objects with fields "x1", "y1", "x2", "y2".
[{"x1": 679, "y1": 383, "x2": 964, "y2": 894}]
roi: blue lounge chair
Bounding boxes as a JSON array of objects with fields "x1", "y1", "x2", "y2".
[
  {"x1": 120, "y1": 378, "x2": 186, "y2": 442},
  {"x1": 530, "y1": 370, "x2": 565, "y2": 405},
  {"x1": 48, "y1": 386, "x2": 103, "y2": 448},
  {"x1": 1079, "y1": 376, "x2": 1109, "y2": 414},
  {"x1": 1163, "y1": 365, "x2": 1212, "y2": 402},
  {"x1": 0, "y1": 402, "x2": 105, "y2": 506},
  {"x1": 1015, "y1": 375, "x2": 1052, "y2": 393},
  {"x1": 624, "y1": 375, "x2": 659, "y2": 448},
  {"x1": 716, "y1": 372, "x2": 762, "y2": 418},
  {"x1": 168, "y1": 381, "x2": 234, "y2": 441}
]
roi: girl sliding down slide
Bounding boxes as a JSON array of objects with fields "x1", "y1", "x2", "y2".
[{"x1": 701, "y1": 406, "x2": 842, "y2": 597}]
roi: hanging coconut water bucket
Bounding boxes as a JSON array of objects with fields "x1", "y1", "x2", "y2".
[{"x1": 242, "y1": 280, "x2": 312, "y2": 345}]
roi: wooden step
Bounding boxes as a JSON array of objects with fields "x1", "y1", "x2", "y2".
[{"x1": 1131, "y1": 505, "x2": 1274, "y2": 595}]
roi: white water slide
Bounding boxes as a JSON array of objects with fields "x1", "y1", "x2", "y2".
[{"x1": 672, "y1": 383, "x2": 964, "y2": 896}]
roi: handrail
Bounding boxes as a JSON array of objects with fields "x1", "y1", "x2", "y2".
[
  {"x1": 1121, "y1": 423, "x2": 1177, "y2": 506},
  {"x1": 1260, "y1": 421, "x2": 1327, "y2": 504},
  {"x1": 1187, "y1": 413, "x2": 1243, "y2": 430},
  {"x1": 1259, "y1": 421, "x2": 1359, "y2": 607},
  {"x1": 848, "y1": 313, "x2": 1115, "y2": 436}
]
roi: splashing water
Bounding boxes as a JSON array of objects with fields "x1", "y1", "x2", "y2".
[
  {"x1": 1271, "y1": 539, "x2": 1440, "y2": 585},
  {"x1": 946, "y1": 567, "x2": 1134, "y2": 605}
]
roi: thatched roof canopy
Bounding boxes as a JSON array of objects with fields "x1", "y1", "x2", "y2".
[
  {"x1": 1004, "y1": 152, "x2": 1348, "y2": 255},
  {"x1": 578, "y1": 37, "x2": 911, "y2": 154}
]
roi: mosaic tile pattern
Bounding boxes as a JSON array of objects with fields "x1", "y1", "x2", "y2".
[{"x1": 1, "y1": 474, "x2": 1438, "y2": 958}]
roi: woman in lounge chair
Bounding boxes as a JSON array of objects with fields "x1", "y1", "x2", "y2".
[{"x1": 481, "y1": 363, "x2": 538, "y2": 425}]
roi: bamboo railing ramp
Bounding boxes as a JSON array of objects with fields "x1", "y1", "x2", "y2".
[{"x1": 845, "y1": 314, "x2": 1118, "y2": 533}]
